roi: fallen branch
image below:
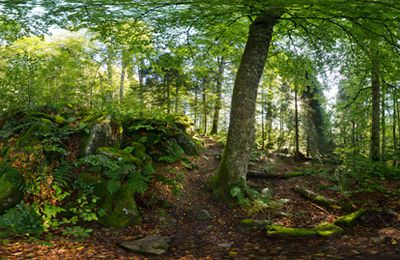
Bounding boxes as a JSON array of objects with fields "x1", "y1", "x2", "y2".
[
  {"x1": 266, "y1": 223, "x2": 343, "y2": 237},
  {"x1": 247, "y1": 170, "x2": 308, "y2": 179},
  {"x1": 293, "y1": 186, "x2": 353, "y2": 211},
  {"x1": 293, "y1": 185, "x2": 341, "y2": 209},
  {"x1": 333, "y1": 209, "x2": 365, "y2": 227}
]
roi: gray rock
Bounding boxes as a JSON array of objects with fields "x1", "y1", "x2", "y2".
[
  {"x1": 371, "y1": 236, "x2": 386, "y2": 244},
  {"x1": 83, "y1": 116, "x2": 121, "y2": 155},
  {"x1": 261, "y1": 187, "x2": 272, "y2": 199},
  {"x1": 238, "y1": 219, "x2": 271, "y2": 233},
  {"x1": 118, "y1": 234, "x2": 170, "y2": 256},
  {"x1": 195, "y1": 209, "x2": 213, "y2": 221}
]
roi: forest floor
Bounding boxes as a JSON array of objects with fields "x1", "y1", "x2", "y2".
[{"x1": 2, "y1": 138, "x2": 400, "y2": 259}]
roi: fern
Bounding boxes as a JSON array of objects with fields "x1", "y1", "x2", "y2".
[
  {"x1": 106, "y1": 180, "x2": 121, "y2": 194},
  {"x1": 127, "y1": 172, "x2": 148, "y2": 194}
]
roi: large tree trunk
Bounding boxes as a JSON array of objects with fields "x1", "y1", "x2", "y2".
[
  {"x1": 210, "y1": 57, "x2": 225, "y2": 135},
  {"x1": 371, "y1": 58, "x2": 380, "y2": 161},
  {"x1": 212, "y1": 11, "x2": 282, "y2": 198},
  {"x1": 261, "y1": 90, "x2": 266, "y2": 150}
]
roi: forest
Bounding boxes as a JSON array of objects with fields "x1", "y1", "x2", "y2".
[{"x1": 0, "y1": 0, "x2": 400, "y2": 259}]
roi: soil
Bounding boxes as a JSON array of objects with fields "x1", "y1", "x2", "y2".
[{"x1": 1, "y1": 138, "x2": 400, "y2": 259}]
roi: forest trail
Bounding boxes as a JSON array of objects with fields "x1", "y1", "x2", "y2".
[{"x1": 1, "y1": 138, "x2": 400, "y2": 259}]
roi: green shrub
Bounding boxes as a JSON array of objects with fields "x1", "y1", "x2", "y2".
[{"x1": 0, "y1": 203, "x2": 44, "y2": 235}]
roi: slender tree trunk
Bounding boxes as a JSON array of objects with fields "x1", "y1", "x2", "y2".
[
  {"x1": 393, "y1": 90, "x2": 398, "y2": 166},
  {"x1": 107, "y1": 49, "x2": 113, "y2": 87},
  {"x1": 194, "y1": 86, "x2": 199, "y2": 131},
  {"x1": 137, "y1": 57, "x2": 145, "y2": 105},
  {"x1": 371, "y1": 58, "x2": 380, "y2": 161},
  {"x1": 266, "y1": 96, "x2": 273, "y2": 148},
  {"x1": 164, "y1": 75, "x2": 171, "y2": 113},
  {"x1": 175, "y1": 83, "x2": 180, "y2": 113},
  {"x1": 392, "y1": 89, "x2": 398, "y2": 166},
  {"x1": 381, "y1": 84, "x2": 386, "y2": 160},
  {"x1": 105, "y1": 47, "x2": 113, "y2": 103},
  {"x1": 352, "y1": 120, "x2": 356, "y2": 155},
  {"x1": 213, "y1": 11, "x2": 282, "y2": 198},
  {"x1": 294, "y1": 86, "x2": 300, "y2": 159},
  {"x1": 202, "y1": 77, "x2": 208, "y2": 134},
  {"x1": 210, "y1": 57, "x2": 225, "y2": 135},
  {"x1": 119, "y1": 56, "x2": 126, "y2": 103}
]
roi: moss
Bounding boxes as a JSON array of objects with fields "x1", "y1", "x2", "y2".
[
  {"x1": 54, "y1": 115, "x2": 67, "y2": 125},
  {"x1": 134, "y1": 150, "x2": 152, "y2": 164},
  {"x1": 267, "y1": 225, "x2": 318, "y2": 237},
  {"x1": 316, "y1": 223, "x2": 343, "y2": 237},
  {"x1": 242, "y1": 219, "x2": 255, "y2": 224},
  {"x1": 0, "y1": 165, "x2": 23, "y2": 214},
  {"x1": 266, "y1": 223, "x2": 343, "y2": 237},
  {"x1": 97, "y1": 147, "x2": 143, "y2": 166},
  {"x1": 99, "y1": 185, "x2": 141, "y2": 228},
  {"x1": 130, "y1": 142, "x2": 146, "y2": 154},
  {"x1": 334, "y1": 209, "x2": 365, "y2": 227}
]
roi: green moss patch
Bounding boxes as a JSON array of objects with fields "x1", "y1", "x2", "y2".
[
  {"x1": 334, "y1": 209, "x2": 365, "y2": 227},
  {"x1": 266, "y1": 223, "x2": 343, "y2": 237}
]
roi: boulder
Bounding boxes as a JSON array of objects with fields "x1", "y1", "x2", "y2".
[
  {"x1": 83, "y1": 116, "x2": 122, "y2": 155},
  {"x1": 99, "y1": 184, "x2": 141, "y2": 228},
  {"x1": 176, "y1": 134, "x2": 199, "y2": 155},
  {"x1": 238, "y1": 219, "x2": 271, "y2": 233},
  {"x1": 118, "y1": 234, "x2": 170, "y2": 256},
  {"x1": 0, "y1": 164, "x2": 24, "y2": 214}
]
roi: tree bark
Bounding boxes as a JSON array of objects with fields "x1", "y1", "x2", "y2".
[
  {"x1": 210, "y1": 57, "x2": 225, "y2": 135},
  {"x1": 137, "y1": 57, "x2": 145, "y2": 106},
  {"x1": 119, "y1": 54, "x2": 127, "y2": 103},
  {"x1": 261, "y1": 90, "x2": 266, "y2": 150},
  {"x1": 371, "y1": 58, "x2": 380, "y2": 161},
  {"x1": 381, "y1": 83, "x2": 386, "y2": 160},
  {"x1": 294, "y1": 86, "x2": 300, "y2": 159},
  {"x1": 393, "y1": 89, "x2": 398, "y2": 166},
  {"x1": 202, "y1": 77, "x2": 208, "y2": 134},
  {"x1": 194, "y1": 86, "x2": 199, "y2": 130},
  {"x1": 212, "y1": 11, "x2": 282, "y2": 198}
]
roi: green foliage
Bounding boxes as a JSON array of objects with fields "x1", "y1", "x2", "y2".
[
  {"x1": 334, "y1": 148, "x2": 400, "y2": 193},
  {"x1": 123, "y1": 116, "x2": 198, "y2": 162},
  {"x1": 0, "y1": 203, "x2": 44, "y2": 235},
  {"x1": 62, "y1": 226, "x2": 93, "y2": 238}
]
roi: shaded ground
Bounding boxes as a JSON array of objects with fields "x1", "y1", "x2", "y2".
[{"x1": 1, "y1": 138, "x2": 400, "y2": 259}]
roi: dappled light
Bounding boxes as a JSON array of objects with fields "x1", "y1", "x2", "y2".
[{"x1": 0, "y1": 0, "x2": 400, "y2": 259}]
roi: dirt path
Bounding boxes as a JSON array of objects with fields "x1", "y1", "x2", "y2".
[
  {"x1": 162, "y1": 139, "x2": 400, "y2": 259},
  {"x1": 1, "y1": 139, "x2": 400, "y2": 259}
]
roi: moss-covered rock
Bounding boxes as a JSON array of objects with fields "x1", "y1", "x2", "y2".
[
  {"x1": 82, "y1": 116, "x2": 122, "y2": 155},
  {"x1": 334, "y1": 209, "x2": 365, "y2": 227},
  {"x1": 238, "y1": 219, "x2": 271, "y2": 233},
  {"x1": 130, "y1": 142, "x2": 146, "y2": 154},
  {"x1": 266, "y1": 223, "x2": 343, "y2": 237},
  {"x1": 0, "y1": 164, "x2": 24, "y2": 214},
  {"x1": 97, "y1": 147, "x2": 143, "y2": 166},
  {"x1": 99, "y1": 184, "x2": 141, "y2": 228}
]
